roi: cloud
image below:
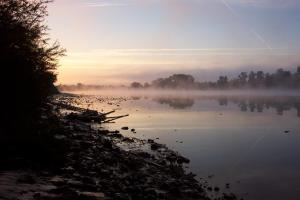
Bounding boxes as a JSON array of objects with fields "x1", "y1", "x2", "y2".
[
  {"x1": 58, "y1": 47, "x2": 300, "y2": 84},
  {"x1": 234, "y1": 0, "x2": 300, "y2": 7},
  {"x1": 84, "y1": 0, "x2": 128, "y2": 7},
  {"x1": 85, "y1": 3, "x2": 127, "y2": 7},
  {"x1": 69, "y1": 48, "x2": 296, "y2": 57}
]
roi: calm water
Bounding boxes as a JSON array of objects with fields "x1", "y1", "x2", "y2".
[{"x1": 69, "y1": 90, "x2": 300, "y2": 200}]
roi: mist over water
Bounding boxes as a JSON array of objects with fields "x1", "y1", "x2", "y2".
[
  {"x1": 63, "y1": 89, "x2": 300, "y2": 200},
  {"x1": 69, "y1": 88, "x2": 300, "y2": 98}
]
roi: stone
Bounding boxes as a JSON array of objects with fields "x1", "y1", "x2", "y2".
[
  {"x1": 79, "y1": 192, "x2": 105, "y2": 200},
  {"x1": 151, "y1": 143, "x2": 163, "y2": 151}
]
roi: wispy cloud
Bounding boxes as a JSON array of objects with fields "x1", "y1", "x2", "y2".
[
  {"x1": 86, "y1": 3, "x2": 127, "y2": 7},
  {"x1": 67, "y1": 48, "x2": 298, "y2": 57},
  {"x1": 85, "y1": 1, "x2": 128, "y2": 7},
  {"x1": 233, "y1": 0, "x2": 300, "y2": 7}
]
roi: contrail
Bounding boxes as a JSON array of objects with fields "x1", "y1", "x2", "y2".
[
  {"x1": 221, "y1": 0, "x2": 238, "y2": 15},
  {"x1": 250, "y1": 29, "x2": 272, "y2": 50},
  {"x1": 220, "y1": 0, "x2": 272, "y2": 50}
]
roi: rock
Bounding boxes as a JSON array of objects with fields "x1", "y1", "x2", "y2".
[
  {"x1": 54, "y1": 134, "x2": 66, "y2": 140},
  {"x1": 79, "y1": 192, "x2": 105, "y2": 200},
  {"x1": 226, "y1": 183, "x2": 230, "y2": 189},
  {"x1": 148, "y1": 139, "x2": 155, "y2": 143},
  {"x1": 67, "y1": 179, "x2": 82, "y2": 187},
  {"x1": 186, "y1": 172, "x2": 197, "y2": 179},
  {"x1": 166, "y1": 154, "x2": 177, "y2": 162},
  {"x1": 136, "y1": 151, "x2": 151, "y2": 158},
  {"x1": 113, "y1": 193, "x2": 129, "y2": 200},
  {"x1": 50, "y1": 176, "x2": 65, "y2": 186},
  {"x1": 208, "y1": 175, "x2": 214, "y2": 179},
  {"x1": 33, "y1": 192, "x2": 41, "y2": 199},
  {"x1": 222, "y1": 193, "x2": 238, "y2": 200},
  {"x1": 151, "y1": 143, "x2": 163, "y2": 151},
  {"x1": 112, "y1": 130, "x2": 120, "y2": 134},
  {"x1": 98, "y1": 130, "x2": 110, "y2": 135},
  {"x1": 121, "y1": 127, "x2": 129, "y2": 130},
  {"x1": 112, "y1": 133, "x2": 123, "y2": 138},
  {"x1": 103, "y1": 139, "x2": 113, "y2": 149},
  {"x1": 64, "y1": 166, "x2": 75, "y2": 173},
  {"x1": 177, "y1": 156, "x2": 190, "y2": 164},
  {"x1": 122, "y1": 138, "x2": 134, "y2": 142},
  {"x1": 17, "y1": 174, "x2": 36, "y2": 184}
]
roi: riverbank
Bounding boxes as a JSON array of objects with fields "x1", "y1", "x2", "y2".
[{"x1": 0, "y1": 95, "x2": 238, "y2": 200}]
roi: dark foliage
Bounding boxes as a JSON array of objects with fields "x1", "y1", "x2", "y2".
[
  {"x1": 130, "y1": 81, "x2": 143, "y2": 88},
  {"x1": 212, "y1": 67, "x2": 300, "y2": 89},
  {"x1": 0, "y1": 0, "x2": 65, "y2": 165},
  {"x1": 0, "y1": 0, "x2": 64, "y2": 129},
  {"x1": 151, "y1": 74, "x2": 195, "y2": 89}
]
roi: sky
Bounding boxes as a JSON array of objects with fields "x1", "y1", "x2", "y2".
[{"x1": 47, "y1": 0, "x2": 300, "y2": 84}]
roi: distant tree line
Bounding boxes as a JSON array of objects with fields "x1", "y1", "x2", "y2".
[
  {"x1": 131, "y1": 74, "x2": 196, "y2": 89},
  {"x1": 130, "y1": 67, "x2": 300, "y2": 90}
]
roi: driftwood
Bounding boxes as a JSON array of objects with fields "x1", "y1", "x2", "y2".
[
  {"x1": 103, "y1": 114, "x2": 129, "y2": 123},
  {"x1": 52, "y1": 102, "x2": 87, "y2": 112},
  {"x1": 67, "y1": 110, "x2": 105, "y2": 123},
  {"x1": 54, "y1": 101, "x2": 129, "y2": 123},
  {"x1": 102, "y1": 110, "x2": 116, "y2": 116}
]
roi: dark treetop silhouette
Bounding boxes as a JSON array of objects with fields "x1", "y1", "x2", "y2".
[
  {"x1": 136, "y1": 68, "x2": 300, "y2": 90},
  {"x1": 0, "y1": 0, "x2": 64, "y2": 133}
]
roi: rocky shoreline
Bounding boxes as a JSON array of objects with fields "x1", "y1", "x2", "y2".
[{"x1": 0, "y1": 96, "x2": 238, "y2": 200}]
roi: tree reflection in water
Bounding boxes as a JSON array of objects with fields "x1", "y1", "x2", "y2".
[
  {"x1": 151, "y1": 95, "x2": 300, "y2": 117},
  {"x1": 218, "y1": 96, "x2": 300, "y2": 117},
  {"x1": 154, "y1": 97, "x2": 195, "y2": 109}
]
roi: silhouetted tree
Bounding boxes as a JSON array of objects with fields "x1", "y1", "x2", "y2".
[
  {"x1": 152, "y1": 74, "x2": 195, "y2": 89},
  {"x1": 143, "y1": 82, "x2": 150, "y2": 88},
  {"x1": 238, "y1": 72, "x2": 248, "y2": 87},
  {"x1": 248, "y1": 71, "x2": 256, "y2": 87},
  {"x1": 131, "y1": 82, "x2": 143, "y2": 88},
  {"x1": 217, "y1": 76, "x2": 228, "y2": 88},
  {"x1": 0, "y1": 0, "x2": 64, "y2": 134},
  {"x1": 295, "y1": 66, "x2": 300, "y2": 88},
  {"x1": 256, "y1": 71, "x2": 265, "y2": 87}
]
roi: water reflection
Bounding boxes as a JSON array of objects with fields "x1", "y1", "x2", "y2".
[
  {"x1": 149, "y1": 95, "x2": 300, "y2": 117},
  {"x1": 219, "y1": 96, "x2": 300, "y2": 117},
  {"x1": 68, "y1": 91, "x2": 300, "y2": 200},
  {"x1": 154, "y1": 97, "x2": 194, "y2": 109}
]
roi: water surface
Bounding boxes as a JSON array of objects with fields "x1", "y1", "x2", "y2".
[{"x1": 68, "y1": 90, "x2": 300, "y2": 200}]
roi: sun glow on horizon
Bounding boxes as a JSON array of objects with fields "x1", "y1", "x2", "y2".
[{"x1": 48, "y1": 0, "x2": 300, "y2": 84}]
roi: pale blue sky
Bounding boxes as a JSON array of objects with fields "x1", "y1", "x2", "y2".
[{"x1": 47, "y1": 0, "x2": 300, "y2": 84}]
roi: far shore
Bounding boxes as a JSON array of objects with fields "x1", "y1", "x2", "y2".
[{"x1": 59, "y1": 88, "x2": 300, "y2": 98}]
